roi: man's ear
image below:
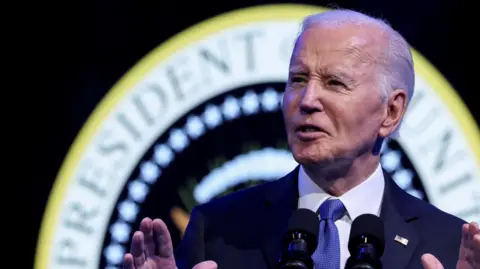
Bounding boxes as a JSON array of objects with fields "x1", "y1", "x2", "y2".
[{"x1": 378, "y1": 88, "x2": 408, "y2": 138}]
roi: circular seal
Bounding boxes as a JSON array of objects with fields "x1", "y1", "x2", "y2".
[{"x1": 35, "y1": 4, "x2": 480, "y2": 269}]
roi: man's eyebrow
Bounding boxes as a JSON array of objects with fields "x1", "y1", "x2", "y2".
[
  {"x1": 328, "y1": 70, "x2": 353, "y2": 79},
  {"x1": 322, "y1": 68, "x2": 357, "y2": 84},
  {"x1": 288, "y1": 63, "x2": 308, "y2": 74}
]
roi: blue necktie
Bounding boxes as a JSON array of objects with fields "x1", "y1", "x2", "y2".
[{"x1": 312, "y1": 198, "x2": 346, "y2": 269}]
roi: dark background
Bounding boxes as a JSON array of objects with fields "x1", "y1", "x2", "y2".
[{"x1": 31, "y1": 0, "x2": 475, "y2": 268}]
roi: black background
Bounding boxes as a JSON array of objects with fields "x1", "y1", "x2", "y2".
[{"x1": 31, "y1": 0, "x2": 475, "y2": 268}]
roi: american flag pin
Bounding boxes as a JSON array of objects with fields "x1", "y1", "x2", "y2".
[{"x1": 394, "y1": 235, "x2": 409, "y2": 246}]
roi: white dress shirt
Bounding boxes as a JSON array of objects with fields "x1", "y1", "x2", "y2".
[{"x1": 297, "y1": 164, "x2": 385, "y2": 269}]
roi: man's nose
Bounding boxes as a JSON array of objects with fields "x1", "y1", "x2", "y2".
[{"x1": 299, "y1": 83, "x2": 323, "y2": 114}]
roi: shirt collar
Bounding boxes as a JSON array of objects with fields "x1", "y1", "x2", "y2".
[{"x1": 298, "y1": 163, "x2": 385, "y2": 220}]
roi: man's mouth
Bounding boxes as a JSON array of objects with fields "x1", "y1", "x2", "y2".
[
  {"x1": 294, "y1": 124, "x2": 326, "y2": 141},
  {"x1": 296, "y1": 124, "x2": 322, "y2": 133}
]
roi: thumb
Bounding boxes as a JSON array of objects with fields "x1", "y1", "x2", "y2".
[
  {"x1": 421, "y1": 253, "x2": 444, "y2": 269},
  {"x1": 192, "y1": 261, "x2": 218, "y2": 269}
]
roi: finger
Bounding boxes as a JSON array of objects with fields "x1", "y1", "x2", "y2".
[
  {"x1": 463, "y1": 223, "x2": 470, "y2": 235},
  {"x1": 474, "y1": 233, "x2": 480, "y2": 247},
  {"x1": 131, "y1": 231, "x2": 146, "y2": 267},
  {"x1": 467, "y1": 222, "x2": 479, "y2": 249},
  {"x1": 193, "y1": 261, "x2": 218, "y2": 269},
  {"x1": 459, "y1": 224, "x2": 470, "y2": 260},
  {"x1": 421, "y1": 253, "x2": 444, "y2": 269},
  {"x1": 473, "y1": 233, "x2": 480, "y2": 263},
  {"x1": 140, "y1": 217, "x2": 155, "y2": 257},
  {"x1": 123, "y1": 253, "x2": 135, "y2": 269},
  {"x1": 469, "y1": 221, "x2": 479, "y2": 235},
  {"x1": 152, "y1": 218, "x2": 174, "y2": 258}
]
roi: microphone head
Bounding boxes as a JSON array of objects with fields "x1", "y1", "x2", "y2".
[
  {"x1": 287, "y1": 208, "x2": 320, "y2": 234},
  {"x1": 286, "y1": 208, "x2": 320, "y2": 254},
  {"x1": 348, "y1": 214, "x2": 385, "y2": 258}
]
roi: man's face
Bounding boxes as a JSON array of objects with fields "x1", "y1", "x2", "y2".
[{"x1": 282, "y1": 24, "x2": 389, "y2": 167}]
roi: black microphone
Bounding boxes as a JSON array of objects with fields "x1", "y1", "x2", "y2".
[
  {"x1": 345, "y1": 214, "x2": 385, "y2": 269},
  {"x1": 277, "y1": 208, "x2": 320, "y2": 269}
]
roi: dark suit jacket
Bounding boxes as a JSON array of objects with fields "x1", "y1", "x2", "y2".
[{"x1": 175, "y1": 166, "x2": 466, "y2": 269}]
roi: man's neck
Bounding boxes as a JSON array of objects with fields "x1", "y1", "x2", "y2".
[{"x1": 302, "y1": 154, "x2": 381, "y2": 197}]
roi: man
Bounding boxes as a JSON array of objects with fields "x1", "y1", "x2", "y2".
[{"x1": 122, "y1": 9, "x2": 480, "y2": 269}]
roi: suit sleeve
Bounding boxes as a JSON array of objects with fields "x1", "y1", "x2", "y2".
[{"x1": 175, "y1": 206, "x2": 206, "y2": 269}]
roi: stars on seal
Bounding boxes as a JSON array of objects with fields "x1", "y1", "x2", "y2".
[
  {"x1": 169, "y1": 129, "x2": 189, "y2": 152},
  {"x1": 110, "y1": 221, "x2": 131, "y2": 243},
  {"x1": 241, "y1": 90, "x2": 260, "y2": 115},
  {"x1": 381, "y1": 149, "x2": 402, "y2": 172},
  {"x1": 140, "y1": 161, "x2": 161, "y2": 183},
  {"x1": 203, "y1": 104, "x2": 222, "y2": 128},
  {"x1": 117, "y1": 201, "x2": 139, "y2": 222},
  {"x1": 154, "y1": 144, "x2": 174, "y2": 167},
  {"x1": 128, "y1": 180, "x2": 149, "y2": 203},
  {"x1": 104, "y1": 244, "x2": 126, "y2": 265},
  {"x1": 393, "y1": 169, "x2": 414, "y2": 190},
  {"x1": 185, "y1": 115, "x2": 205, "y2": 139},
  {"x1": 261, "y1": 87, "x2": 281, "y2": 111},
  {"x1": 222, "y1": 96, "x2": 241, "y2": 120}
]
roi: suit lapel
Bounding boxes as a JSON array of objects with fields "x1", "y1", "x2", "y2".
[
  {"x1": 379, "y1": 170, "x2": 420, "y2": 269},
  {"x1": 259, "y1": 167, "x2": 299, "y2": 269}
]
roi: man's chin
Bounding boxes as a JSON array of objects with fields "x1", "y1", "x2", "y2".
[
  {"x1": 292, "y1": 151, "x2": 333, "y2": 167},
  {"x1": 291, "y1": 140, "x2": 326, "y2": 157}
]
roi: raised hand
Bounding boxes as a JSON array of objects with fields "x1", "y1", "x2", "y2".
[
  {"x1": 457, "y1": 222, "x2": 480, "y2": 269},
  {"x1": 422, "y1": 221, "x2": 480, "y2": 269},
  {"x1": 123, "y1": 218, "x2": 176, "y2": 269},
  {"x1": 122, "y1": 217, "x2": 217, "y2": 269}
]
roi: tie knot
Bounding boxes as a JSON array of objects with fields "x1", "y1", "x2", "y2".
[{"x1": 318, "y1": 199, "x2": 345, "y2": 221}]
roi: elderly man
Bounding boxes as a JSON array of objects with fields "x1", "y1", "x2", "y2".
[{"x1": 122, "y1": 9, "x2": 480, "y2": 269}]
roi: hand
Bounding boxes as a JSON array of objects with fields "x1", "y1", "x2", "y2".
[
  {"x1": 421, "y1": 221, "x2": 480, "y2": 269},
  {"x1": 122, "y1": 217, "x2": 218, "y2": 269}
]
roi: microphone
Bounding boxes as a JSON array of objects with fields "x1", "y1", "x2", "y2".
[
  {"x1": 277, "y1": 208, "x2": 320, "y2": 269},
  {"x1": 345, "y1": 214, "x2": 385, "y2": 269}
]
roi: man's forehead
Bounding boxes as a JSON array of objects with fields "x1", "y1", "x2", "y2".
[
  {"x1": 297, "y1": 24, "x2": 380, "y2": 50},
  {"x1": 291, "y1": 24, "x2": 382, "y2": 67}
]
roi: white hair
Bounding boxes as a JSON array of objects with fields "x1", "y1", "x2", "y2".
[{"x1": 299, "y1": 9, "x2": 415, "y2": 138}]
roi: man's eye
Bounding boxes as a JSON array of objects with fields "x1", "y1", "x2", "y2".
[
  {"x1": 291, "y1": 77, "x2": 306, "y2": 83},
  {"x1": 327, "y1": 79, "x2": 344, "y2": 87}
]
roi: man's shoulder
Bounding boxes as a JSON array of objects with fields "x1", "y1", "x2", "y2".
[
  {"x1": 398, "y1": 187, "x2": 466, "y2": 232},
  {"x1": 385, "y1": 172, "x2": 466, "y2": 230}
]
